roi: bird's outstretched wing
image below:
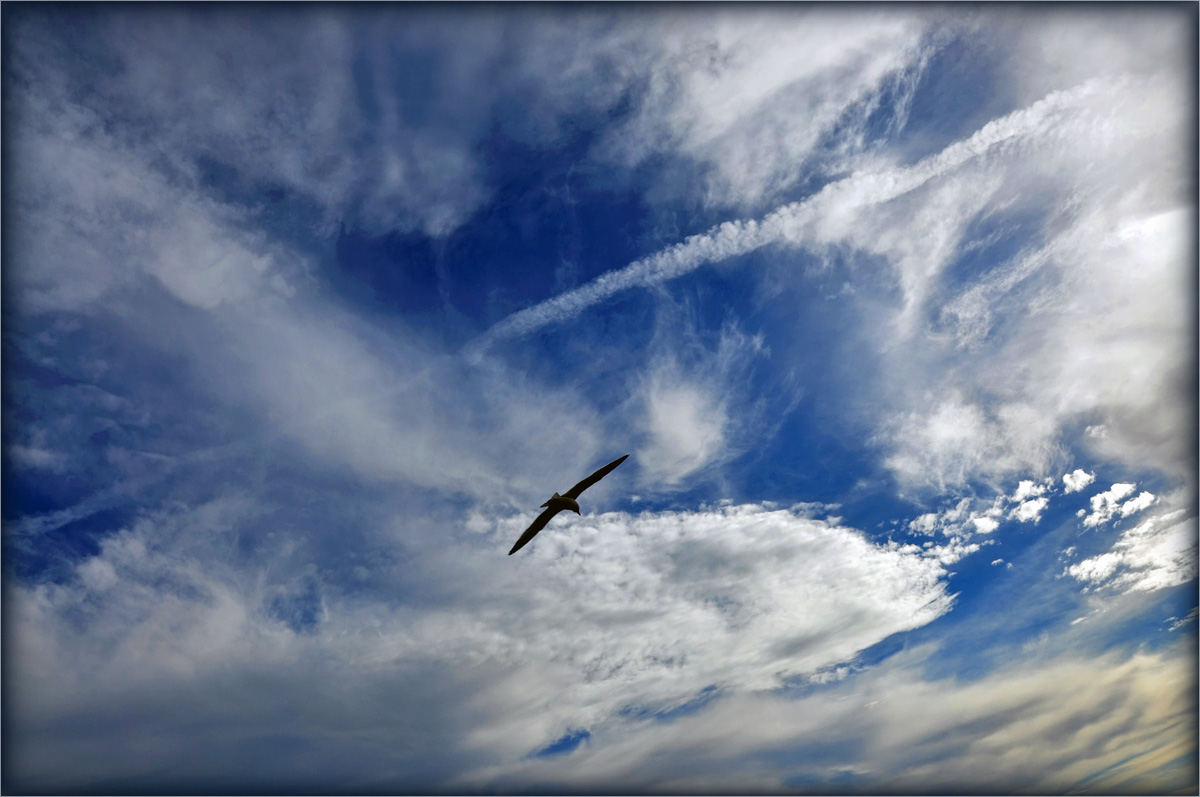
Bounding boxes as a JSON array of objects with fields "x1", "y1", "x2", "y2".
[
  {"x1": 563, "y1": 454, "x2": 630, "y2": 500},
  {"x1": 508, "y1": 506, "x2": 561, "y2": 555}
]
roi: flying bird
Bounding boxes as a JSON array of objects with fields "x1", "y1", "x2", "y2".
[{"x1": 508, "y1": 454, "x2": 630, "y2": 555}]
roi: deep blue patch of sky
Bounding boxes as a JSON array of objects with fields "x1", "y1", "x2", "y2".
[
  {"x1": 616, "y1": 684, "x2": 721, "y2": 724},
  {"x1": 533, "y1": 729, "x2": 591, "y2": 759},
  {"x1": 893, "y1": 29, "x2": 1012, "y2": 166},
  {"x1": 930, "y1": 189, "x2": 1056, "y2": 302}
]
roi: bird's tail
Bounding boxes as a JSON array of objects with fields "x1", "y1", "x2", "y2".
[{"x1": 540, "y1": 492, "x2": 561, "y2": 508}]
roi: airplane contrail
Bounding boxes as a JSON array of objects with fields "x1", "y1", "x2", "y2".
[{"x1": 463, "y1": 77, "x2": 1111, "y2": 363}]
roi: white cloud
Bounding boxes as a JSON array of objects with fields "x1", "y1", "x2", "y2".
[
  {"x1": 629, "y1": 320, "x2": 767, "y2": 488},
  {"x1": 1001, "y1": 6, "x2": 1194, "y2": 112},
  {"x1": 1118, "y1": 491, "x2": 1157, "y2": 518},
  {"x1": 50, "y1": 9, "x2": 501, "y2": 238},
  {"x1": 484, "y1": 505, "x2": 952, "y2": 701},
  {"x1": 8, "y1": 85, "x2": 302, "y2": 314},
  {"x1": 907, "y1": 495, "x2": 1007, "y2": 545},
  {"x1": 849, "y1": 20, "x2": 1191, "y2": 492},
  {"x1": 1008, "y1": 479, "x2": 1050, "y2": 523},
  {"x1": 1069, "y1": 506, "x2": 1197, "y2": 593},
  {"x1": 927, "y1": 537, "x2": 983, "y2": 566},
  {"x1": 454, "y1": 645, "x2": 1196, "y2": 795},
  {"x1": 5, "y1": 38, "x2": 635, "y2": 508},
  {"x1": 903, "y1": 495, "x2": 1001, "y2": 565},
  {"x1": 1062, "y1": 468, "x2": 1095, "y2": 493},
  {"x1": 1011, "y1": 479, "x2": 1046, "y2": 502},
  {"x1": 972, "y1": 516, "x2": 1000, "y2": 534},
  {"x1": 908, "y1": 497, "x2": 971, "y2": 536},
  {"x1": 6, "y1": 8, "x2": 1196, "y2": 794},
  {"x1": 7, "y1": 501, "x2": 954, "y2": 791},
  {"x1": 1067, "y1": 552, "x2": 1121, "y2": 586},
  {"x1": 1082, "y1": 482, "x2": 1137, "y2": 528},
  {"x1": 595, "y1": 9, "x2": 929, "y2": 213},
  {"x1": 881, "y1": 395, "x2": 1060, "y2": 492},
  {"x1": 229, "y1": 305, "x2": 613, "y2": 502},
  {"x1": 1167, "y1": 607, "x2": 1197, "y2": 632},
  {"x1": 1011, "y1": 496, "x2": 1048, "y2": 524},
  {"x1": 904, "y1": 473, "x2": 1060, "y2": 552},
  {"x1": 637, "y1": 381, "x2": 727, "y2": 486},
  {"x1": 467, "y1": 76, "x2": 1114, "y2": 358},
  {"x1": 463, "y1": 26, "x2": 1193, "y2": 515}
]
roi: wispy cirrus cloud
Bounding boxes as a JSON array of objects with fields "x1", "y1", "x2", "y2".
[
  {"x1": 628, "y1": 314, "x2": 771, "y2": 489},
  {"x1": 455, "y1": 643, "x2": 1196, "y2": 795},
  {"x1": 466, "y1": 75, "x2": 1116, "y2": 361},
  {"x1": 5, "y1": 29, "x2": 630, "y2": 509},
  {"x1": 1068, "y1": 505, "x2": 1197, "y2": 593},
  {"x1": 593, "y1": 8, "x2": 931, "y2": 214}
]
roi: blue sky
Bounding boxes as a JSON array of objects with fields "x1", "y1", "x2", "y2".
[{"x1": 3, "y1": 4, "x2": 1197, "y2": 794}]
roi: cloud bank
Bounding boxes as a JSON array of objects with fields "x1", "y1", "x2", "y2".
[{"x1": 8, "y1": 502, "x2": 953, "y2": 792}]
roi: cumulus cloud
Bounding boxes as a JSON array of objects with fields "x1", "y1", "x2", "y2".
[
  {"x1": 1085, "y1": 482, "x2": 1136, "y2": 521},
  {"x1": 904, "y1": 495, "x2": 1003, "y2": 565},
  {"x1": 1068, "y1": 506, "x2": 1197, "y2": 593},
  {"x1": 1119, "y1": 490, "x2": 1158, "y2": 518},
  {"x1": 1011, "y1": 479, "x2": 1046, "y2": 502},
  {"x1": 909, "y1": 497, "x2": 972, "y2": 536},
  {"x1": 1081, "y1": 482, "x2": 1157, "y2": 528},
  {"x1": 1063, "y1": 468, "x2": 1096, "y2": 493},
  {"x1": 972, "y1": 516, "x2": 1000, "y2": 534},
  {"x1": 904, "y1": 472, "x2": 1063, "y2": 558},
  {"x1": 1006, "y1": 478, "x2": 1052, "y2": 523},
  {"x1": 907, "y1": 494, "x2": 1008, "y2": 541},
  {"x1": 1011, "y1": 496, "x2": 1048, "y2": 523}
]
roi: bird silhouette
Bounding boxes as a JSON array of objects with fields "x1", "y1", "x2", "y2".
[{"x1": 508, "y1": 454, "x2": 630, "y2": 555}]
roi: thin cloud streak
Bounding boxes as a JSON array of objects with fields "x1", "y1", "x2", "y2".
[
  {"x1": 456, "y1": 643, "x2": 1196, "y2": 794},
  {"x1": 465, "y1": 77, "x2": 1112, "y2": 360}
]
